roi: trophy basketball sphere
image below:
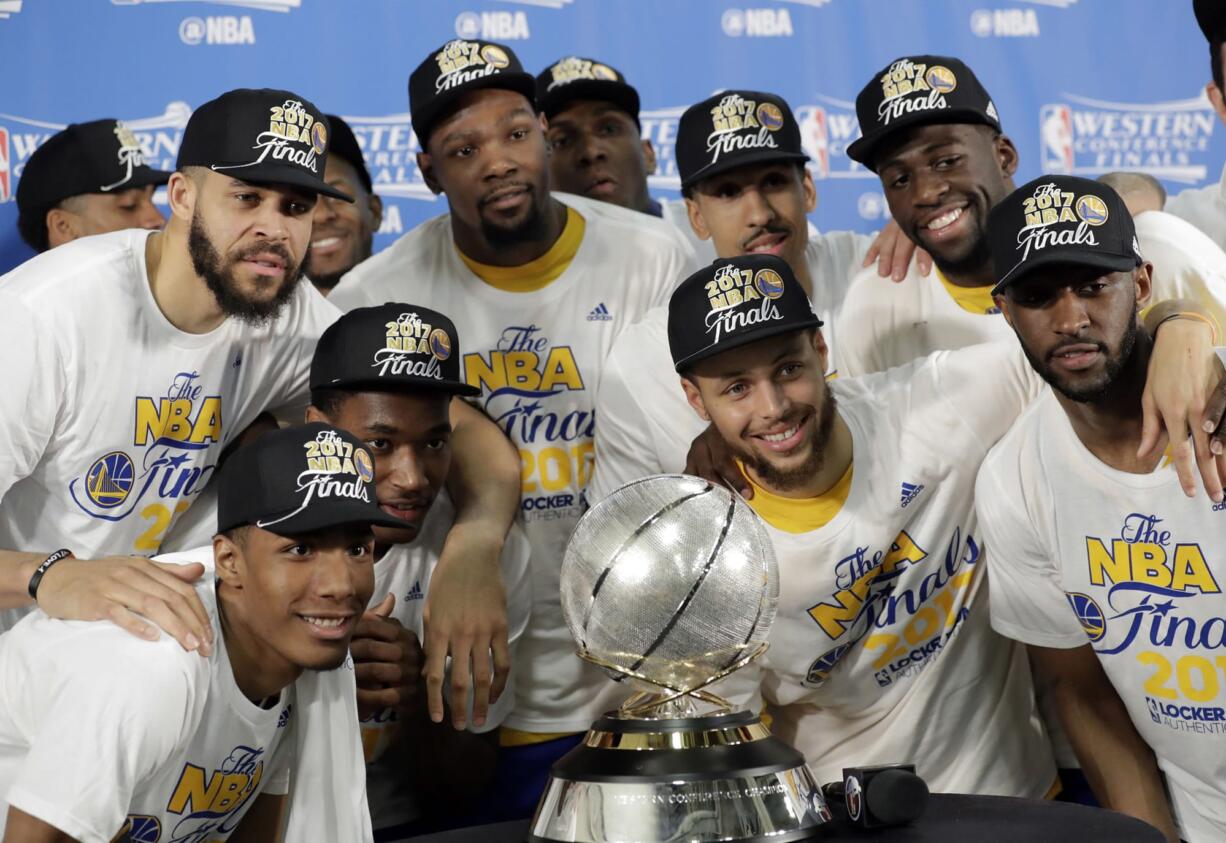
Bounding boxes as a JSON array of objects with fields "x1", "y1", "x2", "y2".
[{"x1": 530, "y1": 474, "x2": 831, "y2": 843}]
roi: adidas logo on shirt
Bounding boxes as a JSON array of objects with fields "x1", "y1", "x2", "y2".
[
  {"x1": 586, "y1": 302, "x2": 612, "y2": 322},
  {"x1": 900, "y1": 482, "x2": 925, "y2": 508},
  {"x1": 405, "y1": 580, "x2": 424, "y2": 602},
  {"x1": 277, "y1": 704, "x2": 293, "y2": 729}
]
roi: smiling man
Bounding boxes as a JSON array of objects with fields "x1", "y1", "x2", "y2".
[
  {"x1": 328, "y1": 38, "x2": 692, "y2": 816},
  {"x1": 978, "y1": 175, "x2": 1226, "y2": 842},
  {"x1": 307, "y1": 115, "x2": 383, "y2": 295},
  {"x1": 16, "y1": 118, "x2": 169, "y2": 254},
  {"x1": 0, "y1": 422, "x2": 393, "y2": 843}
]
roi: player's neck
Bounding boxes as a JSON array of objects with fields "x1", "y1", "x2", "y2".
[
  {"x1": 217, "y1": 590, "x2": 302, "y2": 704},
  {"x1": 746, "y1": 409, "x2": 853, "y2": 499},
  {"x1": 145, "y1": 223, "x2": 228, "y2": 334},
  {"x1": 1054, "y1": 334, "x2": 1158, "y2": 473},
  {"x1": 932, "y1": 256, "x2": 994, "y2": 289},
  {"x1": 450, "y1": 196, "x2": 568, "y2": 267}
]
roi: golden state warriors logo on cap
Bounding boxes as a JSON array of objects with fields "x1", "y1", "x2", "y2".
[
  {"x1": 925, "y1": 66, "x2": 957, "y2": 94},
  {"x1": 354, "y1": 448, "x2": 374, "y2": 483},
  {"x1": 429, "y1": 328, "x2": 453, "y2": 361},
  {"x1": 756, "y1": 102, "x2": 784, "y2": 131},
  {"x1": 1076, "y1": 195, "x2": 1109, "y2": 226},
  {"x1": 311, "y1": 122, "x2": 328, "y2": 155},
  {"x1": 592, "y1": 63, "x2": 617, "y2": 81},
  {"x1": 481, "y1": 44, "x2": 510, "y2": 68},
  {"x1": 755, "y1": 268, "x2": 785, "y2": 299}
]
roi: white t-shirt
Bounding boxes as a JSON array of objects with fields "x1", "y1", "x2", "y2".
[
  {"x1": 0, "y1": 230, "x2": 339, "y2": 631},
  {"x1": 1133, "y1": 210, "x2": 1226, "y2": 335},
  {"x1": 755, "y1": 345, "x2": 1055, "y2": 796},
  {"x1": 360, "y1": 493, "x2": 533, "y2": 831},
  {"x1": 977, "y1": 390, "x2": 1226, "y2": 843},
  {"x1": 834, "y1": 264, "x2": 1011, "y2": 377},
  {"x1": 0, "y1": 581, "x2": 293, "y2": 843},
  {"x1": 588, "y1": 231, "x2": 872, "y2": 504},
  {"x1": 329, "y1": 193, "x2": 693, "y2": 732},
  {"x1": 1165, "y1": 163, "x2": 1226, "y2": 254}
]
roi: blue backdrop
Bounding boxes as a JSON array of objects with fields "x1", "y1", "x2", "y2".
[{"x1": 0, "y1": 0, "x2": 1218, "y2": 272}]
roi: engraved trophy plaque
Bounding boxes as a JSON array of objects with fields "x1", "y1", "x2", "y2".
[{"x1": 530, "y1": 475, "x2": 831, "y2": 843}]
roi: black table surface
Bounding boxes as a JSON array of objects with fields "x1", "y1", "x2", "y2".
[{"x1": 390, "y1": 794, "x2": 1165, "y2": 843}]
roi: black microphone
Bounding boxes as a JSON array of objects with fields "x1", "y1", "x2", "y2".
[{"x1": 821, "y1": 764, "x2": 930, "y2": 828}]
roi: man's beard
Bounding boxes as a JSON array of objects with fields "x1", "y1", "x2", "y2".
[
  {"x1": 739, "y1": 389, "x2": 838, "y2": 492},
  {"x1": 189, "y1": 211, "x2": 304, "y2": 325},
  {"x1": 1022, "y1": 315, "x2": 1141, "y2": 404},
  {"x1": 927, "y1": 217, "x2": 993, "y2": 279},
  {"x1": 479, "y1": 186, "x2": 549, "y2": 247}
]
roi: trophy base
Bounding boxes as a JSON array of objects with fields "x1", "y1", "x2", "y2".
[{"x1": 530, "y1": 708, "x2": 830, "y2": 843}]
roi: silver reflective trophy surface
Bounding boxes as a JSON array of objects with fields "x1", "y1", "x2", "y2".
[{"x1": 531, "y1": 474, "x2": 831, "y2": 843}]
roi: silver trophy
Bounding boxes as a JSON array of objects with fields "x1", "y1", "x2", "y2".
[{"x1": 531, "y1": 474, "x2": 831, "y2": 843}]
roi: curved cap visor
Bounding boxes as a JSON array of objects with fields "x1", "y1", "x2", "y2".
[
  {"x1": 540, "y1": 79, "x2": 639, "y2": 120},
  {"x1": 250, "y1": 498, "x2": 412, "y2": 536},
  {"x1": 210, "y1": 160, "x2": 354, "y2": 202},
  {"x1": 991, "y1": 251, "x2": 1140, "y2": 297},
  {"x1": 674, "y1": 314, "x2": 823, "y2": 373},
  {"x1": 846, "y1": 106, "x2": 998, "y2": 171},
  {"x1": 413, "y1": 72, "x2": 536, "y2": 146},
  {"x1": 682, "y1": 148, "x2": 810, "y2": 191}
]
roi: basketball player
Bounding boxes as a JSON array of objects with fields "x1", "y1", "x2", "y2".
[
  {"x1": 664, "y1": 252, "x2": 1224, "y2": 798},
  {"x1": 0, "y1": 422, "x2": 389, "y2": 843},
  {"x1": 308, "y1": 114, "x2": 383, "y2": 295},
  {"x1": 1165, "y1": 0, "x2": 1226, "y2": 248},
  {"x1": 304, "y1": 303, "x2": 533, "y2": 834},
  {"x1": 0, "y1": 88, "x2": 521, "y2": 734},
  {"x1": 978, "y1": 175, "x2": 1226, "y2": 842},
  {"x1": 591, "y1": 89, "x2": 921, "y2": 502},
  {"x1": 15, "y1": 119, "x2": 169, "y2": 254},
  {"x1": 328, "y1": 38, "x2": 693, "y2": 815},
  {"x1": 832, "y1": 54, "x2": 1226, "y2": 500}
]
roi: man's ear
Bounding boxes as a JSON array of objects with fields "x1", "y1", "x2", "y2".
[
  {"x1": 996, "y1": 134, "x2": 1020, "y2": 178},
  {"x1": 813, "y1": 328, "x2": 829, "y2": 374},
  {"x1": 1134, "y1": 262, "x2": 1154, "y2": 310},
  {"x1": 304, "y1": 405, "x2": 328, "y2": 424},
  {"x1": 642, "y1": 138, "x2": 658, "y2": 176},
  {"x1": 685, "y1": 197, "x2": 712, "y2": 241},
  {"x1": 680, "y1": 376, "x2": 711, "y2": 422},
  {"x1": 167, "y1": 171, "x2": 197, "y2": 223},
  {"x1": 213, "y1": 533, "x2": 245, "y2": 588},
  {"x1": 367, "y1": 193, "x2": 384, "y2": 232},
  {"x1": 417, "y1": 152, "x2": 443, "y2": 196},
  {"x1": 1207, "y1": 81, "x2": 1226, "y2": 126},
  {"x1": 801, "y1": 167, "x2": 817, "y2": 214},
  {"x1": 995, "y1": 293, "x2": 1014, "y2": 329},
  {"x1": 44, "y1": 206, "x2": 81, "y2": 248}
]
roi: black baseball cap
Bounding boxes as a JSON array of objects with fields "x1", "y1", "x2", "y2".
[
  {"x1": 217, "y1": 422, "x2": 410, "y2": 535},
  {"x1": 846, "y1": 56, "x2": 1001, "y2": 171},
  {"x1": 536, "y1": 56, "x2": 640, "y2": 125},
  {"x1": 177, "y1": 88, "x2": 353, "y2": 202},
  {"x1": 1195, "y1": 0, "x2": 1226, "y2": 42},
  {"x1": 311, "y1": 303, "x2": 479, "y2": 397},
  {"x1": 988, "y1": 175, "x2": 1142, "y2": 296},
  {"x1": 668, "y1": 254, "x2": 822, "y2": 372},
  {"x1": 16, "y1": 119, "x2": 171, "y2": 220},
  {"x1": 324, "y1": 114, "x2": 373, "y2": 194},
  {"x1": 676, "y1": 90, "x2": 808, "y2": 190},
  {"x1": 409, "y1": 39, "x2": 536, "y2": 146}
]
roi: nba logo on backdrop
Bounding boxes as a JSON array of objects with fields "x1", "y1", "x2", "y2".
[
  {"x1": 1039, "y1": 95, "x2": 1215, "y2": 183},
  {"x1": 795, "y1": 97, "x2": 872, "y2": 181}
]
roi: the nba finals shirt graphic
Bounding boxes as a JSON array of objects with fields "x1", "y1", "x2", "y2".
[
  {"x1": 803, "y1": 526, "x2": 981, "y2": 689},
  {"x1": 463, "y1": 324, "x2": 589, "y2": 523},
  {"x1": 68, "y1": 371, "x2": 222, "y2": 552},
  {"x1": 1075, "y1": 512, "x2": 1226, "y2": 733}
]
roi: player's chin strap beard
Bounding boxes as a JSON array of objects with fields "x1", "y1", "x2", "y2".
[{"x1": 188, "y1": 211, "x2": 304, "y2": 326}]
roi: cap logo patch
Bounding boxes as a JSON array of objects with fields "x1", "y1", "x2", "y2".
[
  {"x1": 547, "y1": 57, "x2": 617, "y2": 90},
  {"x1": 354, "y1": 448, "x2": 374, "y2": 483},
  {"x1": 877, "y1": 60, "x2": 953, "y2": 126},
  {"x1": 706, "y1": 94, "x2": 781, "y2": 165},
  {"x1": 212, "y1": 99, "x2": 322, "y2": 176},
  {"x1": 100, "y1": 121, "x2": 149, "y2": 192},
  {"x1": 434, "y1": 40, "x2": 505, "y2": 95},
  {"x1": 1016, "y1": 182, "x2": 1100, "y2": 262},
  {"x1": 375, "y1": 312, "x2": 446, "y2": 381},
  {"x1": 703, "y1": 264, "x2": 783, "y2": 345},
  {"x1": 255, "y1": 430, "x2": 370, "y2": 528}
]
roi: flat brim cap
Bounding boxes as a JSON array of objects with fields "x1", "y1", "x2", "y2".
[
  {"x1": 677, "y1": 90, "x2": 808, "y2": 189},
  {"x1": 988, "y1": 174, "x2": 1142, "y2": 296},
  {"x1": 536, "y1": 56, "x2": 640, "y2": 122},
  {"x1": 668, "y1": 253, "x2": 822, "y2": 372},
  {"x1": 16, "y1": 119, "x2": 172, "y2": 217},
  {"x1": 177, "y1": 88, "x2": 354, "y2": 202},
  {"x1": 217, "y1": 422, "x2": 411, "y2": 535},
  {"x1": 846, "y1": 55, "x2": 1001, "y2": 171},
  {"x1": 410, "y1": 39, "x2": 536, "y2": 144},
  {"x1": 311, "y1": 302, "x2": 480, "y2": 397}
]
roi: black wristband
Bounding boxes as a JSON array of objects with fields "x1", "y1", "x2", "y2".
[{"x1": 27, "y1": 548, "x2": 73, "y2": 602}]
